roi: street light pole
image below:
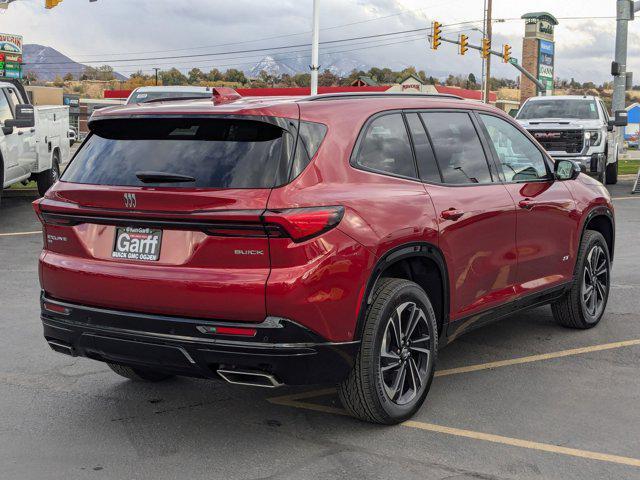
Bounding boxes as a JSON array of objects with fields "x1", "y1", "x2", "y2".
[
  {"x1": 482, "y1": 0, "x2": 492, "y2": 103},
  {"x1": 310, "y1": 0, "x2": 320, "y2": 95},
  {"x1": 612, "y1": 0, "x2": 640, "y2": 145}
]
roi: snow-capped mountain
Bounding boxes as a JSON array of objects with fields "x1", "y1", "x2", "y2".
[
  {"x1": 247, "y1": 53, "x2": 372, "y2": 78},
  {"x1": 23, "y1": 44, "x2": 126, "y2": 81}
]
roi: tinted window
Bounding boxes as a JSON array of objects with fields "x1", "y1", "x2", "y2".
[
  {"x1": 63, "y1": 118, "x2": 290, "y2": 188},
  {"x1": 405, "y1": 113, "x2": 441, "y2": 183},
  {"x1": 421, "y1": 112, "x2": 492, "y2": 184},
  {"x1": 0, "y1": 90, "x2": 13, "y2": 124},
  {"x1": 517, "y1": 99, "x2": 599, "y2": 120},
  {"x1": 480, "y1": 114, "x2": 549, "y2": 182},
  {"x1": 356, "y1": 114, "x2": 417, "y2": 178},
  {"x1": 289, "y1": 121, "x2": 328, "y2": 180},
  {"x1": 5, "y1": 88, "x2": 21, "y2": 115}
]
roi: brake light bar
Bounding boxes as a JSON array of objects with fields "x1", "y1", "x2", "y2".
[{"x1": 197, "y1": 325, "x2": 257, "y2": 337}]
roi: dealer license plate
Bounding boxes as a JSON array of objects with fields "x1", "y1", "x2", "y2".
[{"x1": 112, "y1": 227, "x2": 162, "y2": 261}]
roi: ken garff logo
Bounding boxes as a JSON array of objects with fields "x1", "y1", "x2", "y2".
[{"x1": 123, "y1": 193, "x2": 137, "y2": 208}]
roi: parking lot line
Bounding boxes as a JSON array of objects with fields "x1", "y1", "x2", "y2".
[
  {"x1": 434, "y1": 338, "x2": 640, "y2": 377},
  {"x1": 402, "y1": 421, "x2": 640, "y2": 468},
  {"x1": 612, "y1": 196, "x2": 640, "y2": 201},
  {"x1": 0, "y1": 231, "x2": 42, "y2": 237}
]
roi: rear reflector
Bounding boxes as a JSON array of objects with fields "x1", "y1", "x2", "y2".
[
  {"x1": 43, "y1": 302, "x2": 71, "y2": 315},
  {"x1": 197, "y1": 325, "x2": 257, "y2": 337},
  {"x1": 263, "y1": 206, "x2": 344, "y2": 242}
]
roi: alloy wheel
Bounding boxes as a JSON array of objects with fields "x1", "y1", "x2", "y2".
[
  {"x1": 581, "y1": 244, "x2": 608, "y2": 319},
  {"x1": 379, "y1": 301, "x2": 431, "y2": 405}
]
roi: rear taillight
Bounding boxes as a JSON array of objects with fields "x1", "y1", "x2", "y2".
[
  {"x1": 32, "y1": 198, "x2": 44, "y2": 224},
  {"x1": 262, "y1": 206, "x2": 344, "y2": 243}
]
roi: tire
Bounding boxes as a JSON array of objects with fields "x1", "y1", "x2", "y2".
[
  {"x1": 338, "y1": 278, "x2": 438, "y2": 424},
  {"x1": 605, "y1": 158, "x2": 618, "y2": 185},
  {"x1": 552, "y1": 231, "x2": 611, "y2": 329},
  {"x1": 107, "y1": 363, "x2": 174, "y2": 382},
  {"x1": 596, "y1": 156, "x2": 607, "y2": 185},
  {"x1": 36, "y1": 152, "x2": 61, "y2": 197}
]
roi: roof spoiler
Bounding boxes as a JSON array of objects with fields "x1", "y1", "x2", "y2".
[{"x1": 212, "y1": 87, "x2": 242, "y2": 105}]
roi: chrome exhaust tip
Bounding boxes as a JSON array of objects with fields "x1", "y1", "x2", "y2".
[
  {"x1": 217, "y1": 368, "x2": 283, "y2": 388},
  {"x1": 47, "y1": 340, "x2": 75, "y2": 356}
]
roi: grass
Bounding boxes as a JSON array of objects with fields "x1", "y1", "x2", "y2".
[
  {"x1": 9, "y1": 181, "x2": 37, "y2": 190},
  {"x1": 619, "y1": 159, "x2": 640, "y2": 175}
]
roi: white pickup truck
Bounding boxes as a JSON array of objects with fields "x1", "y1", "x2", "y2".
[
  {"x1": 516, "y1": 95, "x2": 628, "y2": 185},
  {"x1": 0, "y1": 80, "x2": 70, "y2": 207}
]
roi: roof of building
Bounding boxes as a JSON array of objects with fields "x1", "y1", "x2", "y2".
[
  {"x1": 521, "y1": 12, "x2": 559, "y2": 25},
  {"x1": 399, "y1": 73, "x2": 425, "y2": 85}
]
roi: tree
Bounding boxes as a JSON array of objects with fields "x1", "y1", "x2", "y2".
[
  {"x1": 63, "y1": 72, "x2": 74, "y2": 82},
  {"x1": 24, "y1": 71, "x2": 38, "y2": 84},
  {"x1": 224, "y1": 68, "x2": 248, "y2": 84},
  {"x1": 207, "y1": 68, "x2": 223, "y2": 82},
  {"x1": 293, "y1": 73, "x2": 311, "y2": 87},
  {"x1": 160, "y1": 68, "x2": 188, "y2": 85},
  {"x1": 318, "y1": 69, "x2": 339, "y2": 87},
  {"x1": 468, "y1": 73, "x2": 477, "y2": 86},
  {"x1": 188, "y1": 68, "x2": 206, "y2": 84},
  {"x1": 52, "y1": 75, "x2": 64, "y2": 87}
]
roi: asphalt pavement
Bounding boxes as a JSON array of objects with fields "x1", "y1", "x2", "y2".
[{"x1": 1, "y1": 179, "x2": 639, "y2": 480}]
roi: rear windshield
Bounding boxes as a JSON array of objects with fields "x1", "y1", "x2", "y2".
[
  {"x1": 127, "y1": 91, "x2": 211, "y2": 104},
  {"x1": 517, "y1": 99, "x2": 599, "y2": 120},
  {"x1": 63, "y1": 118, "x2": 291, "y2": 189},
  {"x1": 63, "y1": 117, "x2": 327, "y2": 189}
]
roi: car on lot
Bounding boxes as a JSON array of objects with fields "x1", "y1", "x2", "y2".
[
  {"x1": 516, "y1": 95, "x2": 628, "y2": 185},
  {"x1": 1, "y1": 80, "x2": 71, "y2": 204},
  {"x1": 125, "y1": 85, "x2": 214, "y2": 105},
  {"x1": 35, "y1": 89, "x2": 615, "y2": 424}
]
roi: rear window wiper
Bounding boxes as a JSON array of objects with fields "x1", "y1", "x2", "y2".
[{"x1": 135, "y1": 171, "x2": 196, "y2": 183}]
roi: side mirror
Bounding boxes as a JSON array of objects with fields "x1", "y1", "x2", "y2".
[
  {"x1": 68, "y1": 129, "x2": 77, "y2": 146},
  {"x1": 5, "y1": 104, "x2": 35, "y2": 129},
  {"x1": 555, "y1": 159, "x2": 582, "y2": 181},
  {"x1": 2, "y1": 125, "x2": 14, "y2": 136},
  {"x1": 613, "y1": 110, "x2": 628, "y2": 127}
]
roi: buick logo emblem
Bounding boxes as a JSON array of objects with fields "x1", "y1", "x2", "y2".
[{"x1": 124, "y1": 193, "x2": 137, "y2": 208}]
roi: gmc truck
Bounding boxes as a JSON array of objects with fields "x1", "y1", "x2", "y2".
[
  {"x1": 516, "y1": 95, "x2": 628, "y2": 185},
  {"x1": 0, "y1": 80, "x2": 70, "y2": 207}
]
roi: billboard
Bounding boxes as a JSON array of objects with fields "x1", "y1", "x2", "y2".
[
  {"x1": 0, "y1": 33, "x2": 22, "y2": 79},
  {"x1": 538, "y1": 39, "x2": 554, "y2": 93}
]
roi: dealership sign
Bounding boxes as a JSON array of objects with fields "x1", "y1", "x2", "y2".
[
  {"x1": 538, "y1": 39, "x2": 554, "y2": 93},
  {"x1": 0, "y1": 33, "x2": 23, "y2": 79}
]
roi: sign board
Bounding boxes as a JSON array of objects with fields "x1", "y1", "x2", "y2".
[
  {"x1": 0, "y1": 33, "x2": 22, "y2": 80},
  {"x1": 508, "y1": 57, "x2": 519, "y2": 65},
  {"x1": 0, "y1": 33, "x2": 22, "y2": 54},
  {"x1": 538, "y1": 39, "x2": 554, "y2": 94},
  {"x1": 3, "y1": 69, "x2": 21, "y2": 79}
]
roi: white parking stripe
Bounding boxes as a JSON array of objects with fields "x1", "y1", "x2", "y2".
[{"x1": 0, "y1": 231, "x2": 42, "y2": 237}]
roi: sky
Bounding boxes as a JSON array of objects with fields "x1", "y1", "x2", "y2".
[{"x1": 6, "y1": 0, "x2": 640, "y2": 83}]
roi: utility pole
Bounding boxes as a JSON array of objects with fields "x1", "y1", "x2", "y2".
[
  {"x1": 310, "y1": 0, "x2": 320, "y2": 96},
  {"x1": 153, "y1": 68, "x2": 159, "y2": 86},
  {"x1": 612, "y1": 0, "x2": 640, "y2": 145},
  {"x1": 483, "y1": 0, "x2": 492, "y2": 103}
]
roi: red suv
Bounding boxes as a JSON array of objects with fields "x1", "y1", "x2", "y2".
[{"x1": 35, "y1": 90, "x2": 614, "y2": 424}]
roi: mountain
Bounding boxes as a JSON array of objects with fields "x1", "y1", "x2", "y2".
[
  {"x1": 23, "y1": 44, "x2": 126, "y2": 82},
  {"x1": 247, "y1": 53, "x2": 373, "y2": 78}
]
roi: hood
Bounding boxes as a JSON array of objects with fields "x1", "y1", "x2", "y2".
[{"x1": 516, "y1": 118, "x2": 602, "y2": 130}]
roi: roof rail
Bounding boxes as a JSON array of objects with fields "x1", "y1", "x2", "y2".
[{"x1": 304, "y1": 92, "x2": 464, "y2": 101}]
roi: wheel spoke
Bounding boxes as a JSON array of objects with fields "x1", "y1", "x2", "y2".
[
  {"x1": 388, "y1": 315, "x2": 402, "y2": 350},
  {"x1": 411, "y1": 334, "x2": 430, "y2": 345},
  {"x1": 595, "y1": 280, "x2": 606, "y2": 303},
  {"x1": 380, "y1": 351, "x2": 402, "y2": 372},
  {"x1": 409, "y1": 346, "x2": 430, "y2": 356},
  {"x1": 409, "y1": 357, "x2": 421, "y2": 391},
  {"x1": 391, "y1": 364, "x2": 407, "y2": 400},
  {"x1": 405, "y1": 304, "x2": 424, "y2": 340}
]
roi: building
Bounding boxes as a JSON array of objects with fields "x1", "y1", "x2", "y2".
[
  {"x1": 624, "y1": 103, "x2": 640, "y2": 140},
  {"x1": 350, "y1": 76, "x2": 378, "y2": 87}
]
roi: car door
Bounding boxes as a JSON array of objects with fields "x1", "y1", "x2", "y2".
[
  {"x1": 5, "y1": 87, "x2": 37, "y2": 171},
  {"x1": 476, "y1": 112, "x2": 578, "y2": 296},
  {"x1": 415, "y1": 110, "x2": 518, "y2": 323},
  {"x1": 599, "y1": 99, "x2": 616, "y2": 164},
  {"x1": 0, "y1": 88, "x2": 27, "y2": 185}
]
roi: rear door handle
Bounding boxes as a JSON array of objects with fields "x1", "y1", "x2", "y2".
[
  {"x1": 441, "y1": 208, "x2": 465, "y2": 221},
  {"x1": 518, "y1": 199, "x2": 535, "y2": 210},
  {"x1": 17, "y1": 131, "x2": 23, "y2": 136}
]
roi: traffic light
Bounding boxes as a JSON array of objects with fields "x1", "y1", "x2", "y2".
[
  {"x1": 431, "y1": 21, "x2": 442, "y2": 50},
  {"x1": 459, "y1": 34, "x2": 468, "y2": 55},
  {"x1": 45, "y1": 0, "x2": 62, "y2": 8},
  {"x1": 481, "y1": 38, "x2": 491, "y2": 59},
  {"x1": 502, "y1": 44, "x2": 512, "y2": 63}
]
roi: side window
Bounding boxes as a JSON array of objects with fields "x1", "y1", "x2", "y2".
[
  {"x1": 599, "y1": 100, "x2": 610, "y2": 123},
  {"x1": 0, "y1": 90, "x2": 13, "y2": 125},
  {"x1": 5, "y1": 88, "x2": 21, "y2": 115},
  {"x1": 405, "y1": 113, "x2": 441, "y2": 183},
  {"x1": 356, "y1": 113, "x2": 417, "y2": 179},
  {"x1": 420, "y1": 111, "x2": 493, "y2": 184},
  {"x1": 479, "y1": 114, "x2": 549, "y2": 182}
]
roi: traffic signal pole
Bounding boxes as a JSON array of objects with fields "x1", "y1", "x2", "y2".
[
  {"x1": 310, "y1": 0, "x2": 320, "y2": 96},
  {"x1": 482, "y1": 0, "x2": 492, "y2": 104}
]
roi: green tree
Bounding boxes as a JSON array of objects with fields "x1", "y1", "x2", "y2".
[
  {"x1": 207, "y1": 68, "x2": 223, "y2": 82},
  {"x1": 188, "y1": 68, "x2": 206, "y2": 84},
  {"x1": 160, "y1": 68, "x2": 188, "y2": 85},
  {"x1": 318, "y1": 69, "x2": 339, "y2": 87},
  {"x1": 224, "y1": 68, "x2": 248, "y2": 84}
]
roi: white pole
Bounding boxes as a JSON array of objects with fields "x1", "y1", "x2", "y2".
[{"x1": 310, "y1": 0, "x2": 320, "y2": 95}]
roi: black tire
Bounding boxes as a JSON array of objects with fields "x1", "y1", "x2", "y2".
[
  {"x1": 36, "y1": 152, "x2": 61, "y2": 197},
  {"x1": 596, "y1": 156, "x2": 607, "y2": 185},
  {"x1": 552, "y1": 231, "x2": 611, "y2": 329},
  {"x1": 605, "y1": 160, "x2": 618, "y2": 185},
  {"x1": 338, "y1": 278, "x2": 438, "y2": 424},
  {"x1": 107, "y1": 363, "x2": 174, "y2": 382}
]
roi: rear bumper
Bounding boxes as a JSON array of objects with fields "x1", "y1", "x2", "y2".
[{"x1": 40, "y1": 294, "x2": 359, "y2": 386}]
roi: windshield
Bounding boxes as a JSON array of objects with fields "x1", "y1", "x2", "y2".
[
  {"x1": 127, "y1": 91, "x2": 211, "y2": 104},
  {"x1": 517, "y1": 99, "x2": 599, "y2": 120},
  {"x1": 63, "y1": 118, "x2": 291, "y2": 189}
]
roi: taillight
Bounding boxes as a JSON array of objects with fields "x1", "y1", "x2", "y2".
[
  {"x1": 263, "y1": 206, "x2": 344, "y2": 242},
  {"x1": 32, "y1": 198, "x2": 44, "y2": 224}
]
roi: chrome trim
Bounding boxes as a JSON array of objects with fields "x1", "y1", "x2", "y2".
[{"x1": 217, "y1": 369, "x2": 283, "y2": 388}]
